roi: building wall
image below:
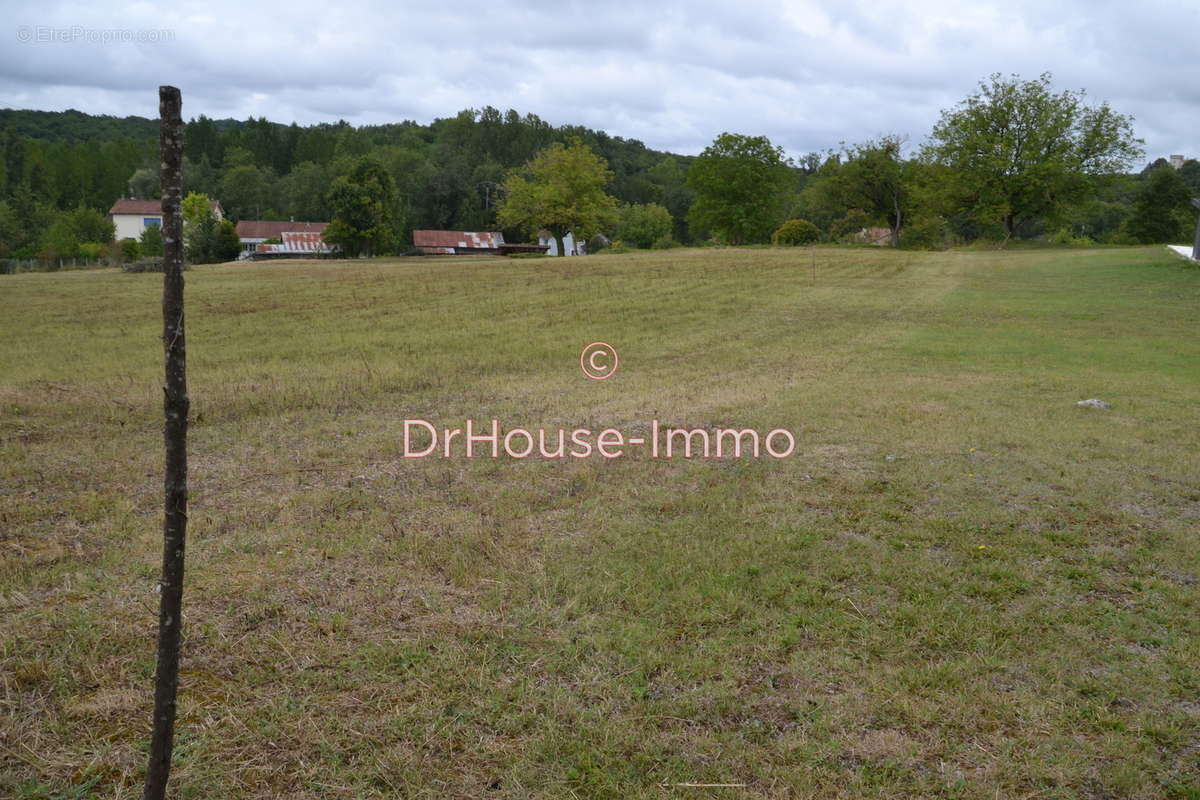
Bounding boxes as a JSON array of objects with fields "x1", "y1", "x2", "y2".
[
  {"x1": 113, "y1": 213, "x2": 161, "y2": 241},
  {"x1": 538, "y1": 232, "x2": 584, "y2": 256}
]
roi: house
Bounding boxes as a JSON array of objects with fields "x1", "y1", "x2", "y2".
[
  {"x1": 412, "y1": 230, "x2": 506, "y2": 255},
  {"x1": 537, "y1": 231, "x2": 585, "y2": 256},
  {"x1": 1169, "y1": 154, "x2": 1186, "y2": 170},
  {"x1": 108, "y1": 198, "x2": 223, "y2": 241},
  {"x1": 235, "y1": 220, "x2": 330, "y2": 257}
]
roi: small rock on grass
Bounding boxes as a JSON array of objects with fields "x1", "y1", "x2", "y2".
[{"x1": 1076, "y1": 398, "x2": 1112, "y2": 410}]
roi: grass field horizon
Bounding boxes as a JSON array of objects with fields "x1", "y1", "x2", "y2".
[{"x1": 2, "y1": 245, "x2": 1198, "y2": 798}]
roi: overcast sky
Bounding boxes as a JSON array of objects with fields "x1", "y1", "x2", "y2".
[{"x1": 1, "y1": 0, "x2": 1195, "y2": 165}]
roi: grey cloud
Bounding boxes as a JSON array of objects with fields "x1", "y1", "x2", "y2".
[{"x1": 0, "y1": 0, "x2": 1195, "y2": 161}]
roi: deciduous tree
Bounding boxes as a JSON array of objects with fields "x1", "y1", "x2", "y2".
[
  {"x1": 839, "y1": 136, "x2": 911, "y2": 247},
  {"x1": 497, "y1": 137, "x2": 618, "y2": 257},
  {"x1": 1123, "y1": 166, "x2": 1194, "y2": 243},
  {"x1": 615, "y1": 202, "x2": 673, "y2": 248},
  {"x1": 686, "y1": 133, "x2": 794, "y2": 245},
  {"x1": 925, "y1": 73, "x2": 1143, "y2": 238},
  {"x1": 324, "y1": 156, "x2": 399, "y2": 257}
]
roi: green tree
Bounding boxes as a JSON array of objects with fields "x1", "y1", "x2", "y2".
[
  {"x1": 219, "y1": 164, "x2": 276, "y2": 221},
  {"x1": 127, "y1": 166, "x2": 159, "y2": 199},
  {"x1": 120, "y1": 238, "x2": 142, "y2": 262},
  {"x1": 615, "y1": 202, "x2": 673, "y2": 248},
  {"x1": 185, "y1": 210, "x2": 219, "y2": 264},
  {"x1": 0, "y1": 200, "x2": 20, "y2": 257},
  {"x1": 1123, "y1": 167, "x2": 1194, "y2": 243},
  {"x1": 39, "y1": 205, "x2": 115, "y2": 262},
  {"x1": 686, "y1": 133, "x2": 794, "y2": 245},
  {"x1": 182, "y1": 192, "x2": 212, "y2": 228},
  {"x1": 280, "y1": 161, "x2": 333, "y2": 222},
  {"x1": 838, "y1": 136, "x2": 911, "y2": 247},
  {"x1": 646, "y1": 155, "x2": 694, "y2": 242},
  {"x1": 925, "y1": 72, "x2": 1144, "y2": 238},
  {"x1": 215, "y1": 219, "x2": 241, "y2": 261},
  {"x1": 497, "y1": 137, "x2": 618, "y2": 257},
  {"x1": 140, "y1": 223, "x2": 164, "y2": 258},
  {"x1": 1178, "y1": 160, "x2": 1200, "y2": 195},
  {"x1": 324, "y1": 156, "x2": 399, "y2": 257}
]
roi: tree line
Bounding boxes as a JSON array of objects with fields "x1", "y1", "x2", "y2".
[{"x1": 1, "y1": 73, "x2": 1197, "y2": 268}]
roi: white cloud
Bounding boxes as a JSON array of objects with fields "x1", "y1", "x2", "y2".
[{"x1": 0, "y1": 0, "x2": 1195, "y2": 162}]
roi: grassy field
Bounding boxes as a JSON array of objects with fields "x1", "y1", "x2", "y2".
[{"x1": 1, "y1": 245, "x2": 1198, "y2": 799}]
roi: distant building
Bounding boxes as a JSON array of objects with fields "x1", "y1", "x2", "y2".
[
  {"x1": 537, "y1": 231, "x2": 585, "y2": 256},
  {"x1": 856, "y1": 227, "x2": 893, "y2": 246},
  {"x1": 410, "y1": 230, "x2": 546, "y2": 256},
  {"x1": 109, "y1": 198, "x2": 223, "y2": 241},
  {"x1": 412, "y1": 230, "x2": 505, "y2": 255},
  {"x1": 1169, "y1": 155, "x2": 1186, "y2": 170},
  {"x1": 235, "y1": 220, "x2": 329, "y2": 257}
]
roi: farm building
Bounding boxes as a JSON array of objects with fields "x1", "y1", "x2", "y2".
[
  {"x1": 109, "y1": 198, "x2": 223, "y2": 241},
  {"x1": 412, "y1": 230, "x2": 504, "y2": 255},
  {"x1": 236, "y1": 220, "x2": 330, "y2": 257},
  {"x1": 537, "y1": 230, "x2": 585, "y2": 256},
  {"x1": 411, "y1": 230, "x2": 547, "y2": 256}
]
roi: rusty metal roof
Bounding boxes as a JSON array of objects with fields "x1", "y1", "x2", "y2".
[
  {"x1": 255, "y1": 231, "x2": 334, "y2": 255},
  {"x1": 237, "y1": 220, "x2": 328, "y2": 239},
  {"x1": 412, "y1": 230, "x2": 504, "y2": 249}
]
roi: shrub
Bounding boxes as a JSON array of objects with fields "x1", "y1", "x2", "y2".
[
  {"x1": 77, "y1": 242, "x2": 104, "y2": 260},
  {"x1": 616, "y1": 203, "x2": 674, "y2": 248},
  {"x1": 120, "y1": 238, "x2": 142, "y2": 262},
  {"x1": 122, "y1": 258, "x2": 164, "y2": 273},
  {"x1": 1047, "y1": 228, "x2": 1096, "y2": 247},
  {"x1": 772, "y1": 218, "x2": 821, "y2": 246},
  {"x1": 651, "y1": 235, "x2": 681, "y2": 250},
  {"x1": 139, "y1": 224, "x2": 163, "y2": 258},
  {"x1": 903, "y1": 215, "x2": 950, "y2": 250}
]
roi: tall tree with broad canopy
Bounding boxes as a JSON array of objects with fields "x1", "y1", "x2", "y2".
[
  {"x1": 839, "y1": 136, "x2": 911, "y2": 247},
  {"x1": 497, "y1": 137, "x2": 618, "y2": 257},
  {"x1": 925, "y1": 73, "x2": 1143, "y2": 238},
  {"x1": 686, "y1": 133, "x2": 794, "y2": 245},
  {"x1": 324, "y1": 156, "x2": 399, "y2": 257}
]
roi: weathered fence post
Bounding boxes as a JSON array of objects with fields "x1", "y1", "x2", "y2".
[{"x1": 143, "y1": 84, "x2": 188, "y2": 800}]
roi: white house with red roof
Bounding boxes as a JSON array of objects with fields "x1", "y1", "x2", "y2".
[{"x1": 108, "y1": 198, "x2": 224, "y2": 241}]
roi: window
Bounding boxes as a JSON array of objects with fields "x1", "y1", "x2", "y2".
[{"x1": 144, "y1": 217, "x2": 161, "y2": 228}]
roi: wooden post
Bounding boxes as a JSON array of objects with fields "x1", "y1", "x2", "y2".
[{"x1": 143, "y1": 85, "x2": 188, "y2": 800}]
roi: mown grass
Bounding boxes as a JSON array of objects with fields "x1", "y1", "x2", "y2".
[{"x1": 1, "y1": 246, "x2": 1197, "y2": 799}]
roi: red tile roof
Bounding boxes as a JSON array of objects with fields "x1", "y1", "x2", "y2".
[
  {"x1": 109, "y1": 198, "x2": 223, "y2": 216},
  {"x1": 236, "y1": 220, "x2": 328, "y2": 239},
  {"x1": 412, "y1": 230, "x2": 503, "y2": 249},
  {"x1": 108, "y1": 199, "x2": 163, "y2": 215}
]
